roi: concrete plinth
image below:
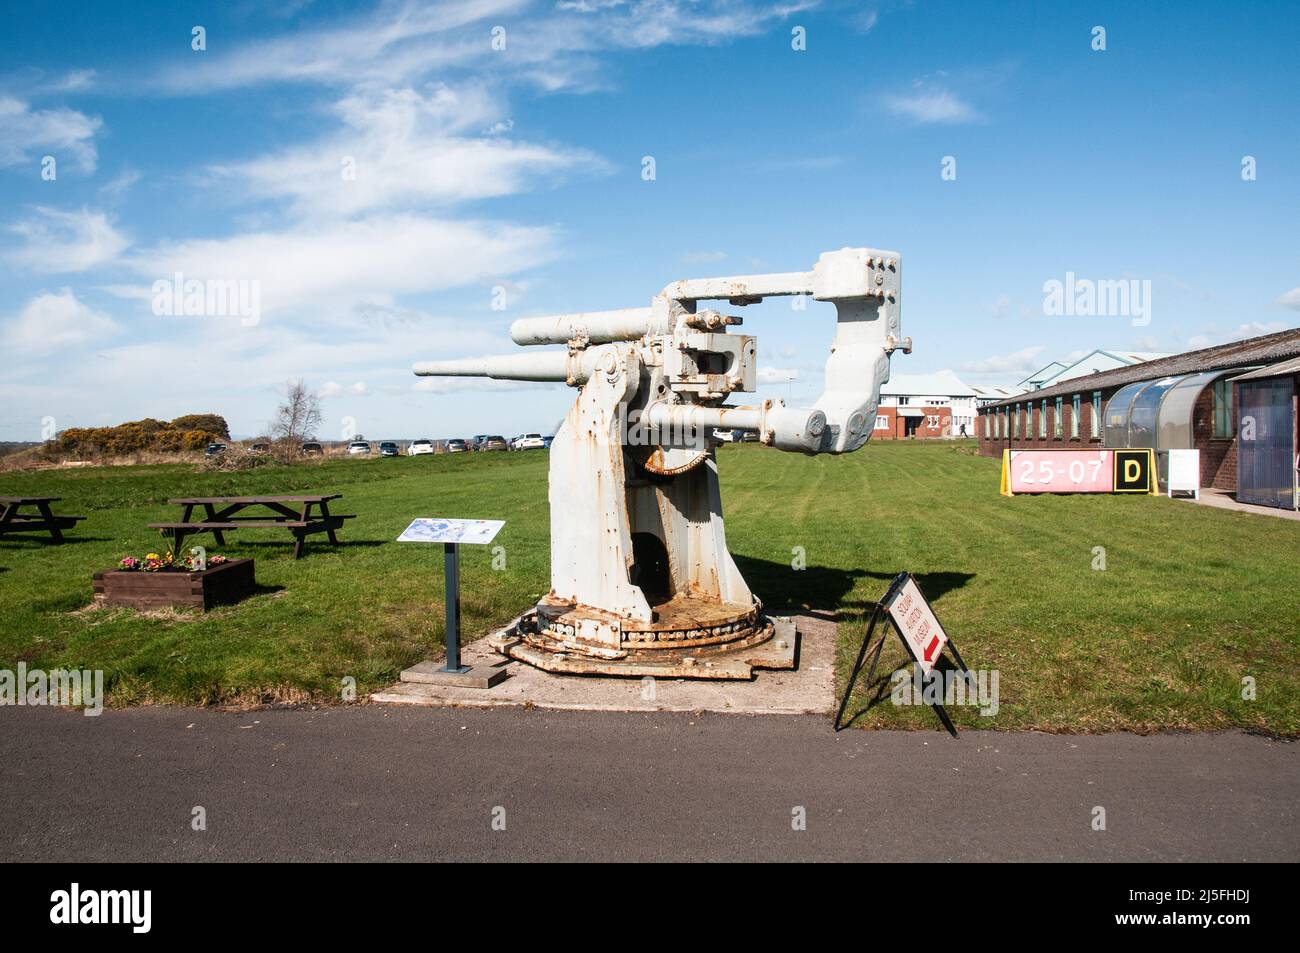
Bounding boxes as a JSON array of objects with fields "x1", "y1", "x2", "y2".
[
  {"x1": 370, "y1": 610, "x2": 838, "y2": 716},
  {"x1": 399, "y1": 660, "x2": 510, "y2": 689}
]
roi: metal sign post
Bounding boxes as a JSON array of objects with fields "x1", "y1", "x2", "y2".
[
  {"x1": 397, "y1": 518, "x2": 507, "y2": 688},
  {"x1": 442, "y1": 542, "x2": 467, "y2": 674}
]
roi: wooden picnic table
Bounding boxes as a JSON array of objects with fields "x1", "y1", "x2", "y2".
[
  {"x1": 148, "y1": 494, "x2": 354, "y2": 559},
  {"x1": 0, "y1": 496, "x2": 86, "y2": 543}
]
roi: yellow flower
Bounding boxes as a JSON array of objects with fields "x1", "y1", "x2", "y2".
[{"x1": 146, "y1": 552, "x2": 160, "y2": 560}]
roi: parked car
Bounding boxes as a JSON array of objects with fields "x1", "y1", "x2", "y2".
[
  {"x1": 446, "y1": 439, "x2": 468, "y2": 453},
  {"x1": 512, "y1": 433, "x2": 546, "y2": 451},
  {"x1": 408, "y1": 439, "x2": 435, "y2": 456},
  {"x1": 378, "y1": 441, "x2": 400, "y2": 457},
  {"x1": 470, "y1": 434, "x2": 490, "y2": 451},
  {"x1": 204, "y1": 442, "x2": 228, "y2": 457},
  {"x1": 480, "y1": 435, "x2": 509, "y2": 451},
  {"x1": 300, "y1": 441, "x2": 323, "y2": 456},
  {"x1": 347, "y1": 441, "x2": 371, "y2": 456},
  {"x1": 714, "y1": 429, "x2": 758, "y2": 443},
  {"x1": 249, "y1": 442, "x2": 270, "y2": 453}
]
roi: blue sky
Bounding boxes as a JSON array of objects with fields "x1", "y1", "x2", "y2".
[{"x1": 1, "y1": 0, "x2": 1298, "y2": 440}]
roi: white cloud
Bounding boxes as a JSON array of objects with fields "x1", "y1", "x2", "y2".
[
  {"x1": 1187, "y1": 322, "x2": 1289, "y2": 350},
  {"x1": 6, "y1": 207, "x2": 129, "y2": 273},
  {"x1": 123, "y1": 214, "x2": 556, "y2": 318},
  {"x1": 97, "y1": 168, "x2": 142, "y2": 202},
  {"x1": 208, "y1": 85, "x2": 601, "y2": 217},
  {"x1": 960, "y1": 345, "x2": 1046, "y2": 378},
  {"x1": 854, "y1": 9, "x2": 879, "y2": 33},
  {"x1": 3, "y1": 288, "x2": 120, "y2": 354},
  {"x1": 758, "y1": 366, "x2": 799, "y2": 383},
  {"x1": 154, "y1": 0, "x2": 812, "y2": 94},
  {"x1": 0, "y1": 96, "x2": 101, "y2": 172},
  {"x1": 319, "y1": 381, "x2": 370, "y2": 397},
  {"x1": 0, "y1": 298, "x2": 518, "y2": 423},
  {"x1": 557, "y1": 0, "x2": 627, "y2": 12},
  {"x1": 48, "y1": 70, "x2": 97, "y2": 93},
  {"x1": 884, "y1": 86, "x2": 980, "y2": 124},
  {"x1": 156, "y1": 0, "x2": 522, "y2": 92},
  {"x1": 1276, "y1": 287, "x2": 1300, "y2": 311}
]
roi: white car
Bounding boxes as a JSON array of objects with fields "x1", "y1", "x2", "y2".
[
  {"x1": 512, "y1": 433, "x2": 546, "y2": 451},
  {"x1": 347, "y1": 441, "x2": 371, "y2": 456},
  {"x1": 713, "y1": 429, "x2": 738, "y2": 442},
  {"x1": 408, "y1": 439, "x2": 435, "y2": 456}
]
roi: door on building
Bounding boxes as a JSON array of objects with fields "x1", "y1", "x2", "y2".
[{"x1": 1237, "y1": 378, "x2": 1297, "y2": 508}]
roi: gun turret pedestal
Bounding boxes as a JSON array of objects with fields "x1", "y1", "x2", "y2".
[{"x1": 414, "y1": 247, "x2": 907, "y2": 679}]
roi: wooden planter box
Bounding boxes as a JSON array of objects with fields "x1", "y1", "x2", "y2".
[{"x1": 92, "y1": 558, "x2": 255, "y2": 611}]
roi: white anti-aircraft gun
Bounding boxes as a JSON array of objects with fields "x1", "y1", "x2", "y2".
[{"x1": 414, "y1": 247, "x2": 909, "y2": 679}]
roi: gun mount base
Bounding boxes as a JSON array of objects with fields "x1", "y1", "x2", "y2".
[{"x1": 488, "y1": 601, "x2": 798, "y2": 680}]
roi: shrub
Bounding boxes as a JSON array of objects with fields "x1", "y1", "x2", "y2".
[{"x1": 199, "y1": 448, "x2": 274, "y2": 473}]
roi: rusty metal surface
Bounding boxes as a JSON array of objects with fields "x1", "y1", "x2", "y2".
[
  {"x1": 635, "y1": 444, "x2": 710, "y2": 476},
  {"x1": 491, "y1": 615, "x2": 798, "y2": 680}
]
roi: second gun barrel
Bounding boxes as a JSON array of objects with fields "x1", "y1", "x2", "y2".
[{"x1": 510, "y1": 308, "x2": 660, "y2": 346}]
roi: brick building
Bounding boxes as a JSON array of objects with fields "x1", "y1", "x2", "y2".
[
  {"x1": 875, "y1": 404, "x2": 953, "y2": 440},
  {"x1": 976, "y1": 327, "x2": 1300, "y2": 506},
  {"x1": 876, "y1": 371, "x2": 976, "y2": 440}
]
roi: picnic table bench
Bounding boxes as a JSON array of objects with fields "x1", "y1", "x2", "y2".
[
  {"x1": 148, "y1": 494, "x2": 354, "y2": 559},
  {"x1": 0, "y1": 496, "x2": 86, "y2": 543}
]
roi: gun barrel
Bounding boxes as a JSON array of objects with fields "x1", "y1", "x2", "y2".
[
  {"x1": 413, "y1": 352, "x2": 571, "y2": 382},
  {"x1": 413, "y1": 345, "x2": 622, "y2": 384},
  {"x1": 510, "y1": 308, "x2": 659, "y2": 346}
]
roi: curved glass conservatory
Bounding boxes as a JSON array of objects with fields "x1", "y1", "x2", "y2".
[{"x1": 1103, "y1": 371, "x2": 1237, "y2": 482}]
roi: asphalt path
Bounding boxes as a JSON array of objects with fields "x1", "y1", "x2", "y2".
[{"x1": 2, "y1": 705, "x2": 1295, "y2": 862}]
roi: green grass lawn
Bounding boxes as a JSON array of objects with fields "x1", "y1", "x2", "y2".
[{"x1": 1, "y1": 442, "x2": 1297, "y2": 733}]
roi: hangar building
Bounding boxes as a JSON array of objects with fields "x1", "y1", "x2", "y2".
[{"x1": 976, "y1": 327, "x2": 1300, "y2": 509}]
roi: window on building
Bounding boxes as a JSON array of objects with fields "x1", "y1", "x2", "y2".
[
  {"x1": 1054, "y1": 396, "x2": 1063, "y2": 437},
  {"x1": 1212, "y1": 379, "x2": 1235, "y2": 437},
  {"x1": 1039, "y1": 399, "x2": 1047, "y2": 438},
  {"x1": 1013, "y1": 405, "x2": 1021, "y2": 438},
  {"x1": 898, "y1": 396, "x2": 909, "y2": 405},
  {"x1": 1091, "y1": 391, "x2": 1101, "y2": 438},
  {"x1": 875, "y1": 416, "x2": 888, "y2": 430},
  {"x1": 1071, "y1": 394, "x2": 1080, "y2": 438},
  {"x1": 984, "y1": 414, "x2": 990, "y2": 438}
]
